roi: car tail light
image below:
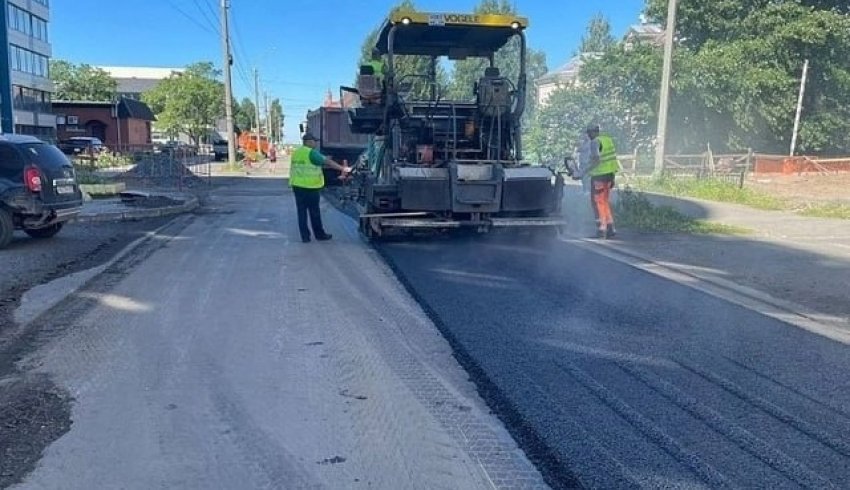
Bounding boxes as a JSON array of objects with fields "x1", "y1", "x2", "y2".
[{"x1": 24, "y1": 167, "x2": 42, "y2": 193}]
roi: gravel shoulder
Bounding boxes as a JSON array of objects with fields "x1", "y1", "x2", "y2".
[
  {"x1": 0, "y1": 217, "x2": 178, "y2": 488},
  {"x1": 7, "y1": 179, "x2": 546, "y2": 489}
]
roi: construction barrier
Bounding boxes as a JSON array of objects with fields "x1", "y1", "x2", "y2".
[{"x1": 753, "y1": 156, "x2": 850, "y2": 174}]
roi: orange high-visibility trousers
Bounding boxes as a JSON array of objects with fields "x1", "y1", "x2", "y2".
[{"x1": 591, "y1": 174, "x2": 615, "y2": 231}]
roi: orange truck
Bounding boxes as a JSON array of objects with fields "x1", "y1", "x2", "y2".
[{"x1": 238, "y1": 131, "x2": 270, "y2": 155}]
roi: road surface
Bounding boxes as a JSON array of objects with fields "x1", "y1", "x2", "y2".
[
  {"x1": 377, "y1": 232, "x2": 850, "y2": 488},
  {"x1": 6, "y1": 177, "x2": 544, "y2": 489},
  {"x1": 6, "y1": 176, "x2": 850, "y2": 489}
]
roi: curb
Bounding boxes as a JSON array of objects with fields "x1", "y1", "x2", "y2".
[
  {"x1": 560, "y1": 235, "x2": 850, "y2": 344},
  {"x1": 73, "y1": 195, "x2": 199, "y2": 224}
]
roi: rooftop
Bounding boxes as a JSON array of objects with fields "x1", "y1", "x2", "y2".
[
  {"x1": 52, "y1": 98, "x2": 157, "y2": 121},
  {"x1": 536, "y1": 52, "x2": 603, "y2": 84},
  {"x1": 115, "y1": 77, "x2": 162, "y2": 95},
  {"x1": 97, "y1": 66, "x2": 184, "y2": 79}
]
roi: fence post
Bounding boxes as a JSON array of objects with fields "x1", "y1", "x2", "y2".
[{"x1": 632, "y1": 149, "x2": 638, "y2": 174}]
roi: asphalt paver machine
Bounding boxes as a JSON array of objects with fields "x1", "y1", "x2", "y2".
[{"x1": 343, "y1": 10, "x2": 565, "y2": 239}]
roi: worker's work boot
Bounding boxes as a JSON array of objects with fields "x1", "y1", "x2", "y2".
[{"x1": 606, "y1": 224, "x2": 616, "y2": 238}]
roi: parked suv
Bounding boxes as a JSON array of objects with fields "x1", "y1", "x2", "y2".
[{"x1": 0, "y1": 135, "x2": 83, "y2": 248}]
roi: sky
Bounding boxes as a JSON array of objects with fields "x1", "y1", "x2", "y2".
[{"x1": 50, "y1": 0, "x2": 645, "y2": 142}]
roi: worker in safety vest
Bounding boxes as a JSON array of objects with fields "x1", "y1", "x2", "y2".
[
  {"x1": 368, "y1": 48, "x2": 386, "y2": 86},
  {"x1": 290, "y1": 132, "x2": 351, "y2": 243},
  {"x1": 576, "y1": 124, "x2": 620, "y2": 239}
]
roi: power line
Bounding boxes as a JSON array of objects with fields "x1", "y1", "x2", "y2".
[
  {"x1": 163, "y1": 0, "x2": 217, "y2": 37},
  {"x1": 192, "y1": 0, "x2": 220, "y2": 35},
  {"x1": 227, "y1": 5, "x2": 255, "y2": 95}
]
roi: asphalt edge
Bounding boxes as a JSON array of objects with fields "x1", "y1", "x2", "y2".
[
  {"x1": 321, "y1": 201, "x2": 577, "y2": 489},
  {"x1": 73, "y1": 195, "x2": 200, "y2": 224},
  {"x1": 562, "y1": 236, "x2": 850, "y2": 345}
]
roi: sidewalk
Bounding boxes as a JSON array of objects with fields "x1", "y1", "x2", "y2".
[{"x1": 561, "y1": 185, "x2": 850, "y2": 332}]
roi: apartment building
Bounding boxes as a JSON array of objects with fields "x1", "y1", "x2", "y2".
[{"x1": 2, "y1": 0, "x2": 54, "y2": 139}]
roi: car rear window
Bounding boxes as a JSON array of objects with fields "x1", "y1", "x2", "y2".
[
  {"x1": 0, "y1": 144, "x2": 24, "y2": 174},
  {"x1": 22, "y1": 143, "x2": 72, "y2": 170}
]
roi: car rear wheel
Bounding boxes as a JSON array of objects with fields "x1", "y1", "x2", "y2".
[
  {"x1": 24, "y1": 222, "x2": 64, "y2": 239},
  {"x1": 0, "y1": 208, "x2": 13, "y2": 249}
]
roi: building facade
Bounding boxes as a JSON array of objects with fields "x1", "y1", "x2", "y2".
[
  {"x1": 5, "y1": 0, "x2": 54, "y2": 139},
  {"x1": 535, "y1": 19, "x2": 664, "y2": 107},
  {"x1": 53, "y1": 98, "x2": 156, "y2": 148},
  {"x1": 535, "y1": 52, "x2": 602, "y2": 107}
]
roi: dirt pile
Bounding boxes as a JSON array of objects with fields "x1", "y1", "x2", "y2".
[{"x1": 120, "y1": 155, "x2": 205, "y2": 188}]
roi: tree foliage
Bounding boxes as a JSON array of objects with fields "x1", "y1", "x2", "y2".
[
  {"x1": 578, "y1": 13, "x2": 615, "y2": 54},
  {"x1": 269, "y1": 98, "x2": 283, "y2": 142},
  {"x1": 525, "y1": 87, "x2": 624, "y2": 164},
  {"x1": 529, "y1": 0, "x2": 850, "y2": 159},
  {"x1": 234, "y1": 97, "x2": 255, "y2": 133},
  {"x1": 142, "y1": 62, "x2": 224, "y2": 145},
  {"x1": 50, "y1": 60, "x2": 117, "y2": 101},
  {"x1": 446, "y1": 0, "x2": 548, "y2": 125},
  {"x1": 357, "y1": 0, "x2": 448, "y2": 99}
]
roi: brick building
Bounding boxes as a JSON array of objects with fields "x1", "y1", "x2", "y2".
[{"x1": 52, "y1": 97, "x2": 156, "y2": 148}]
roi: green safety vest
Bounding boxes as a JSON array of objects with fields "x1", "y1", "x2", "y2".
[
  {"x1": 289, "y1": 146, "x2": 324, "y2": 189},
  {"x1": 590, "y1": 134, "x2": 620, "y2": 176},
  {"x1": 368, "y1": 60, "x2": 384, "y2": 79}
]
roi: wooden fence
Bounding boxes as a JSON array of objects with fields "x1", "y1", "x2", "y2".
[{"x1": 617, "y1": 147, "x2": 850, "y2": 188}]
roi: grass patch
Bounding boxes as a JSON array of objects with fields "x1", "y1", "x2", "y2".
[
  {"x1": 633, "y1": 175, "x2": 786, "y2": 210},
  {"x1": 796, "y1": 202, "x2": 850, "y2": 220},
  {"x1": 615, "y1": 189, "x2": 749, "y2": 235}
]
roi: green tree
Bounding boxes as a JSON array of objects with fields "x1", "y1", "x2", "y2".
[
  {"x1": 446, "y1": 0, "x2": 548, "y2": 123},
  {"x1": 645, "y1": 0, "x2": 849, "y2": 50},
  {"x1": 526, "y1": 0, "x2": 850, "y2": 159},
  {"x1": 579, "y1": 44, "x2": 664, "y2": 153},
  {"x1": 356, "y1": 0, "x2": 448, "y2": 99},
  {"x1": 578, "y1": 13, "x2": 615, "y2": 54},
  {"x1": 641, "y1": 0, "x2": 850, "y2": 154},
  {"x1": 269, "y1": 98, "x2": 283, "y2": 142},
  {"x1": 525, "y1": 86, "x2": 625, "y2": 164},
  {"x1": 142, "y1": 62, "x2": 224, "y2": 145},
  {"x1": 50, "y1": 60, "x2": 117, "y2": 101},
  {"x1": 234, "y1": 97, "x2": 256, "y2": 133}
]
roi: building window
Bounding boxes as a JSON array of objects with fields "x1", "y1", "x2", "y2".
[
  {"x1": 15, "y1": 125, "x2": 56, "y2": 142},
  {"x1": 9, "y1": 45, "x2": 49, "y2": 78},
  {"x1": 7, "y1": 4, "x2": 49, "y2": 41},
  {"x1": 12, "y1": 85, "x2": 52, "y2": 113}
]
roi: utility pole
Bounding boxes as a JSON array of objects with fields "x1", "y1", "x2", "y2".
[
  {"x1": 264, "y1": 92, "x2": 271, "y2": 145},
  {"x1": 654, "y1": 0, "x2": 678, "y2": 176},
  {"x1": 219, "y1": 0, "x2": 237, "y2": 167},
  {"x1": 254, "y1": 68, "x2": 262, "y2": 157},
  {"x1": 790, "y1": 59, "x2": 809, "y2": 157}
]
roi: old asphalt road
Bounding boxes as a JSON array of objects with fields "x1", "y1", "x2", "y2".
[
  {"x1": 5, "y1": 177, "x2": 546, "y2": 490},
  {"x1": 376, "y1": 232, "x2": 850, "y2": 489}
]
